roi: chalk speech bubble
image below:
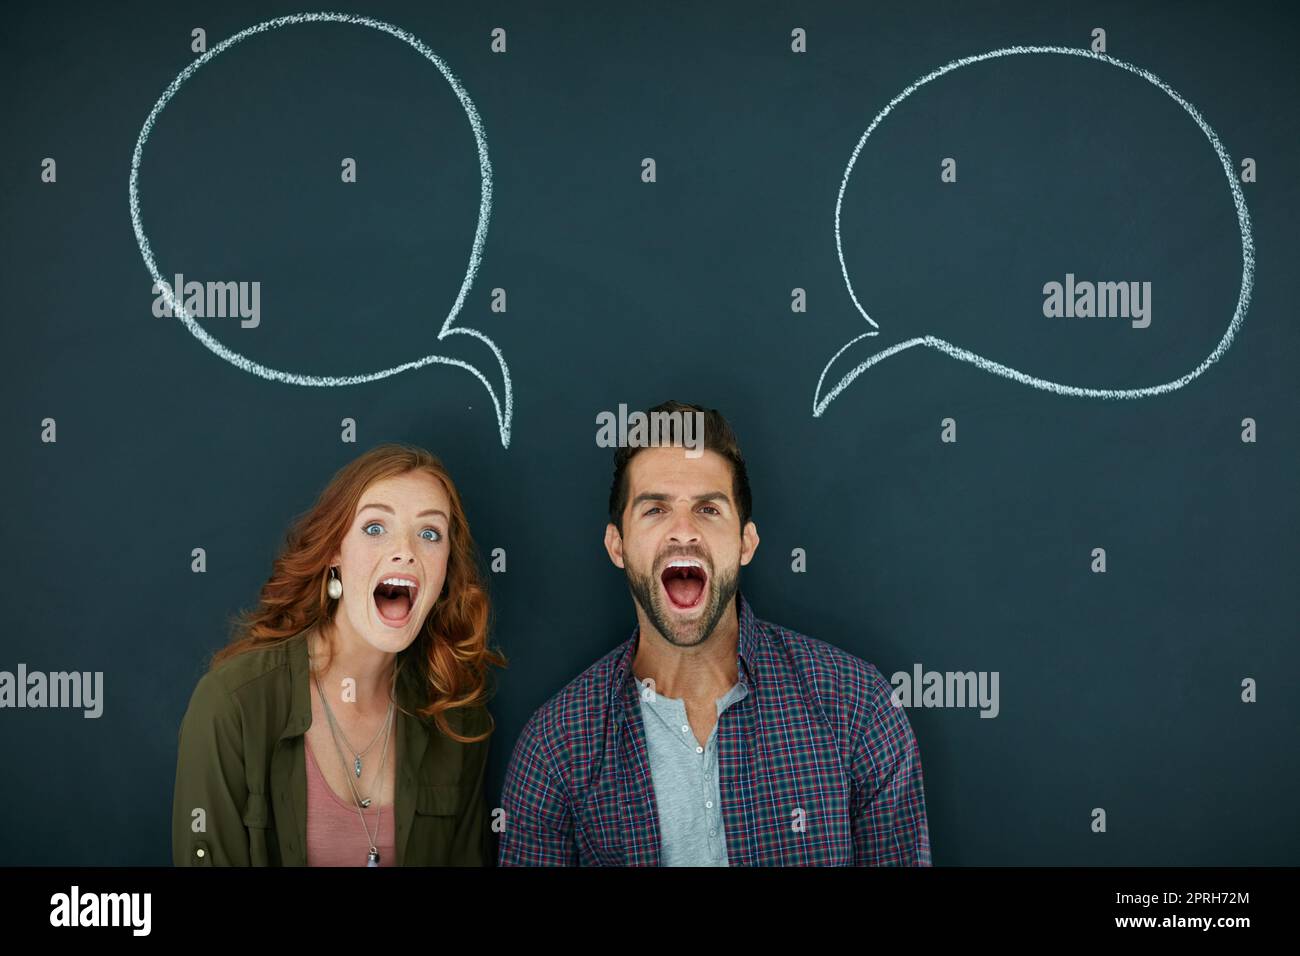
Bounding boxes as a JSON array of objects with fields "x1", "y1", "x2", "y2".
[
  {"x1": 814, "y1": 45, "x2": 1255, "y2": 417},
  {"x1": 129, "y1": 12, "x2": 513, "y2": 447}
]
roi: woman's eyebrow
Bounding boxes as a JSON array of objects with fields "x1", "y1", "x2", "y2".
[{"x1": 358, "y1": 503, "x2": 447, "y2": 520}]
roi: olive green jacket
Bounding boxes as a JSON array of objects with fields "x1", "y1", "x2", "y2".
[{"x1": 172, "y1": 632, "x2": 493, "y2": 866}]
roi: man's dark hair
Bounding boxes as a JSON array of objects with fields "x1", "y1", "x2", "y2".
[{"x1": 608, "y1": 400, "x2": 753, "y2": 533}]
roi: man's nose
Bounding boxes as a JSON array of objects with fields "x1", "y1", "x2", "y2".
[{"x1": 666, "y1": 512, "x2": 701, "y2": 544}]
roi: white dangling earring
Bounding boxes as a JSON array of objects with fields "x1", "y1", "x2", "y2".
[{"x1": 327, "y1": 567, "x2": 343, "y2": 600}]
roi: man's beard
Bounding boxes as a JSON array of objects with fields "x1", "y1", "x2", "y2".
[{"x1": 625, "y1": 558, "x2": 740, "y2": 648}]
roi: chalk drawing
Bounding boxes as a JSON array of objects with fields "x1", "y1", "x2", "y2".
[
  {"x1": 129, "y1": 12, "x2": 513, "y2": 447},
  {"x1": 814, "y1": 45, "x2": 1254, "y2": 417}
]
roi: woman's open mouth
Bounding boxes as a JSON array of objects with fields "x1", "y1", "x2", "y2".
[
  {"x1": 660, "y1": 559, "x2": 708, "y2": 612},
  {"x1": 373, "y1": 576, "x2": 419, "y2": 627}
]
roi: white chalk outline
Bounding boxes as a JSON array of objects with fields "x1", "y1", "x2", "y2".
[
  {"x1": 129, "y1": 12, "x2": 513, "y2": 447},
  {"x1": 815, "y1": 45, "x2": 1255, "y2": 417}
]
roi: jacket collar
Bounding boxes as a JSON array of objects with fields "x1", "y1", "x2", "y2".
[
  {"x1": 609, "y1": 591, "x2": 759, "y2": 707},
  {"x1": 280, "y1": 632, "x2": 312, "y2": 741}
]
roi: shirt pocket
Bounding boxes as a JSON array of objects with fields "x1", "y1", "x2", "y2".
[
  {"x1": 241, "y1": 791, "x2": 273, "y2": 866},
  {"x1": 410, "y1": 784, "x2": 466, "y2": 864}
]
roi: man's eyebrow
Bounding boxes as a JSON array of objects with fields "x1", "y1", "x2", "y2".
[
  {"x1": 358, "y1": 503, "x2": 448, "y2": 521},
  {"x1": 630, "y1": 491, "x2": 732, "y2": 508}
]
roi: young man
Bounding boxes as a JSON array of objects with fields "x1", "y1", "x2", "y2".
[{"x1": 499, "y1": 401, "x2": 931, "y2": 866}]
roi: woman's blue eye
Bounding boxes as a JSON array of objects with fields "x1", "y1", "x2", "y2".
[{"x1": 362, "y1": 521, "x2": 440, "y2": 541}]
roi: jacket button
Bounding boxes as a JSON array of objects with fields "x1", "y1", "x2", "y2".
[{"x1": 195, "y1": 848, "x2": 205, "y2": 858}]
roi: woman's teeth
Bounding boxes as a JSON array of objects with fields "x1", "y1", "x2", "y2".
[{"x1": 373, "y1": 578, "x2": 418, "y2": 622}]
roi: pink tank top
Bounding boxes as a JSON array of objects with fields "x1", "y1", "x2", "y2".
[{"x1": 305, "y1": 740, "x2": 397, "y2": 867}]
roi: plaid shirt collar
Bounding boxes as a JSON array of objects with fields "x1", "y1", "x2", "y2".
[{"x1": 607, "y1": 592, "x2": 760, "y2": 707}]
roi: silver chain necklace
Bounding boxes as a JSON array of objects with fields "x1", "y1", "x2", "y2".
[
  {"x1": 309, "y1": 642, "x2": 400, "y2": 866},
  {"x1": 318, "y1": 676, "x2": 392, "y2": 779},
  {"x1": 325, "y1": 699, "x2": 393, "y2": 865}
]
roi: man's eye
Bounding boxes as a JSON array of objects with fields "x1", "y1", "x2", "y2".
[
  {"x1": 699, "y1": 506, "x2": 720, "y2": 515},
  {"x1": 363, "y1": 522, "x2": 384, "y2": 536},
  {"x1": 644, "y1": 507, "x2": 664, "y2": 516},
  {"x1": 421, "y1": 528, "x2": 443, "y2": 542}
]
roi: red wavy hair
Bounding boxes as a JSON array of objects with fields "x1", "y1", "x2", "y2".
[{"x1": 210, "y1": 443, "x2": 506, "y2": 744}]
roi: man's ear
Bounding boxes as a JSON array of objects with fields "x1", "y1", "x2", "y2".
[
  {"x1": 604, "y1": 523, "x2": 626, "y2": 569},
  {"x1": 739, "y1": 520, "x2": 760, "y2": 567}
]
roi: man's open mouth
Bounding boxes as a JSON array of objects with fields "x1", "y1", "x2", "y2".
[
  {"x1": 373, "y1": 576, "x2": 419, "y2": 626},
  {"x1": 660, "y1": 559, "x2": 707, "y2": 611}
]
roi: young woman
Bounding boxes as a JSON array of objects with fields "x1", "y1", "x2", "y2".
[{"x1": 172, "y1": 444, "x2": 505, "y2": 866}]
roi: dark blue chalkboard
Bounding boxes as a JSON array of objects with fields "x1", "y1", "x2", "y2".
[{"x1": 1, "y1": 0, "x2": 1296, "y2": 865}]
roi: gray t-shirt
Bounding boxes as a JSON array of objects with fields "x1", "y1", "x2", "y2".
[{"x1": 634, "y1": 675, "x2": 749, "y2": 866}]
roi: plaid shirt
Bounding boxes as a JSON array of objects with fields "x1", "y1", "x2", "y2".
[{"x1": 498, "y1": 594, "x2": 932, "y2": 866}]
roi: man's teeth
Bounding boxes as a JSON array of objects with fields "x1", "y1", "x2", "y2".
[{"x1": 665, "y1": 560, "x2": 703, "y2": 569}]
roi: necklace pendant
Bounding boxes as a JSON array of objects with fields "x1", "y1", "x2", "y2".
[
  {"x1": 360, "y1": 798, "x2": 372, "y2": 808},
  {"x1": 354, "y1": 756, "x2": 363, "y2": 778},
  {"x1": 367, "y1": 849, "x2": 380, "y2": 867}
]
